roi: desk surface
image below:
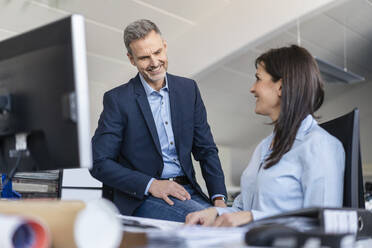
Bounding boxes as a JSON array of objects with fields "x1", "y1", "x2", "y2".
[
  {"x1": 121, "y1": 232, "x2": 372, "y2": 248},
  {"x1": 120, "y1": 214, "x2": 372, "y2": 248}
]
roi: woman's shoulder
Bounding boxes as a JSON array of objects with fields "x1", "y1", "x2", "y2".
[
  {"x1": 303, "y1": 123, "x2": 344, "y2": 151},
  {"x1": 298, "y1": 123, "x2": 345, "y2": 174}
]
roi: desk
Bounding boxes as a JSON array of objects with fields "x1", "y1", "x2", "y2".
[
  {"x1": 121, "y1": 231, "x2": 372, "y2": 248},
  {"x1": 357, "y1": 239, "x2": 372, "y2": 248},
  {"x1": 119, "y1": 215, "x2": 372, "y2": 248},
  {"x1": 120, "y1": 232, "x2": 147, "y2": 248},
  {"x1": 120, "y1": 215, "x2": 246, "y2": 247}
]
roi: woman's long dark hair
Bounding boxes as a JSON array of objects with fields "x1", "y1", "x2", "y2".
[{"x1": 255, "y1": 45, "x2": 325, "y2": 169}]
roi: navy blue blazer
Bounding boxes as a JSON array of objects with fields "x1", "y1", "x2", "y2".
[{"x1": 90, "y1": 73, "x2": 227, "y2": 215}]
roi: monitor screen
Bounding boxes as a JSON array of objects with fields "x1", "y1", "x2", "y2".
[{"x1": 0, "y1": 15, "x2": 92, "y2": 173}]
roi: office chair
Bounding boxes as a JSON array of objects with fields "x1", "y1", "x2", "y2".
[{"x1": 320, "y1": 108, "x2": 365, "y2": 208}]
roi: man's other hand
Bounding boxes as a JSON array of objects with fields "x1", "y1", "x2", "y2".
[{"x1": 148, "y1": 179, "x2": 191, "y2": 205}]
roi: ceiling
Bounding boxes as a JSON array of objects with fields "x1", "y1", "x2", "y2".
[{"x1": 0, "y1": 0, "x2": 371, "y2": 183}]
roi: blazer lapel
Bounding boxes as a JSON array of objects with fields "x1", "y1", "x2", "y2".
[
  {"x1": 167, "y1": 75, "x2": 180, "y2": 156},
  {"x1": 133, "y1": 75, "x2": 162, "y2": 156}
]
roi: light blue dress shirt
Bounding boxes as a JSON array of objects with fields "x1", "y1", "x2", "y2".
[
  {"x1": 140, "y1": 74, "x2": 223, "y2": 201},
  {"x1": 139, "y1": 74, "x2": 183, "y2": 187},
  {"x1": 216, "y1": 115, "x2": 345, "y2": 220}
]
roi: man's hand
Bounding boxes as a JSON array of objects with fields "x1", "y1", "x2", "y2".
[
  {"x1": 212, "y1": 211, "x2": 253, "y2": 227},
  {"x1": 148, "y1": 179, "x2": 191, "y2": 205},
  {"x1": 185, "y1": 207, "x2": 218, "y2": 226},
  {"x1": 213, "y1": 199, "x2": 227, "y2": 208}
]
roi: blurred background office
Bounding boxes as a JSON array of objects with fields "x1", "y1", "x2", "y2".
[{"x1": 1, "y1": 0, "x2": 371, "y2": 199}]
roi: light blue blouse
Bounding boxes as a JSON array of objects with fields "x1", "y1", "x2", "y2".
[{"x1": 216, "y1": 115, "x2": 345, "y2": 220}]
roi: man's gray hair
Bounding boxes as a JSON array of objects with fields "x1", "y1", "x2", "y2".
[{"x1": 124, "y1": 19, "x2": 162, "y2": 55}]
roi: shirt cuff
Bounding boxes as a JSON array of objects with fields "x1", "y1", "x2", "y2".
[
  {"x1": 215, "y1": 206, "x2": 240, "y2": 216},
  {"x1": 211, "y1": 194, "x2": 226, "y2": 201},
  {"x1": 144, "y1": 178, "x2": 155, "y2": 196},
  {"x1": 250, "y1": 209, "x2": 273, "y2": 221}
]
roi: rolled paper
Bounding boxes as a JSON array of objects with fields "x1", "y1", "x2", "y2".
[{"x1": 0, "y1": 199, "x2": 122, "y2": 248}]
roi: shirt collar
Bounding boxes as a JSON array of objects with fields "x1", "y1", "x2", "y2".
[
  {"x1": 268, "y1": 114, "x2": 316, "y2": 142},
  {"x1": 295, "y1": 114, "x2": 316, "y2": 141},
  {"x1": 260, "y1": 133, "x2": 274, "y2": 164},
  {"x1": 260, "y1": 114, "x2": 316, "y2": 163},
  {"x1": 139, "y1": 73, "x2": 168, "y2": 97}
]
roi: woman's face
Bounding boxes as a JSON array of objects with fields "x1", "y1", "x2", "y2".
[{"x1": 250, "y1": 62, "x2": 282, "y2": 121}]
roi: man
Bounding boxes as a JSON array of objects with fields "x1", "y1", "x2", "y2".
[{"x1": 91, "y1": 19, "x2": 227, "y2": 222}]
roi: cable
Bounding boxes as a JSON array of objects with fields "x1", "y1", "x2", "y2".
[{"x1": 2, "y1": 155, "x2": 22, "y2": 189}]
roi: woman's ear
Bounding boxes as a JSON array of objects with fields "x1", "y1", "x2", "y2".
[{"x1": 277, "y1": 79, "x2": 282, "y2": 97}]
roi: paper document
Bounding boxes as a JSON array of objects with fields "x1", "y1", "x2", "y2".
[
  {"x1": 118, "y1": 214, "x2": 183, "y2": 231},
  {"x1": 119, "y1": 215, "x2": 247, "y2": 247},
  {"x1": 146, "y1": 226, "x2": 247, "y2": 247}
]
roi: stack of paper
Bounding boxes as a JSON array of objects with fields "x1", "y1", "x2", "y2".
[
  {"x1": 2, "y1": 170, "x2": 61, "y2": 199},
  {"x1": 119, "y1": 214, "x2": 183, "y2": 231},
  {"x1": 146, "y1": 226, "x2": 247, "y2": 247}
]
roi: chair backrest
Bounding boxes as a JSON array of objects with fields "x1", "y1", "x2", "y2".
[{"x1": 320, "y1": 108, "x2": 365, "y2": 208}]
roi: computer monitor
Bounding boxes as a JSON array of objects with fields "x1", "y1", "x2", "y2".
[{"x1": 0, "y1": 15, "x2": 92, "y2": 174}]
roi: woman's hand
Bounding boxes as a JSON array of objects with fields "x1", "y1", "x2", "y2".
[
  {"x1": 185, "y1": 208, "x2": 218, "y2": 226},
  {"x1": 212, "y1": 211, "x2": 253, "y2": 227}
]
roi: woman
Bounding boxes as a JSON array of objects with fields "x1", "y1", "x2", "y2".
[{"x1": 185, "y1": 45, "x2": 345, "y2": 227}]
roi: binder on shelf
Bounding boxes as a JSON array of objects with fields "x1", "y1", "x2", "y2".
[{"x1": 0, "y1": 170, "x2": 62, "y2": 199}]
